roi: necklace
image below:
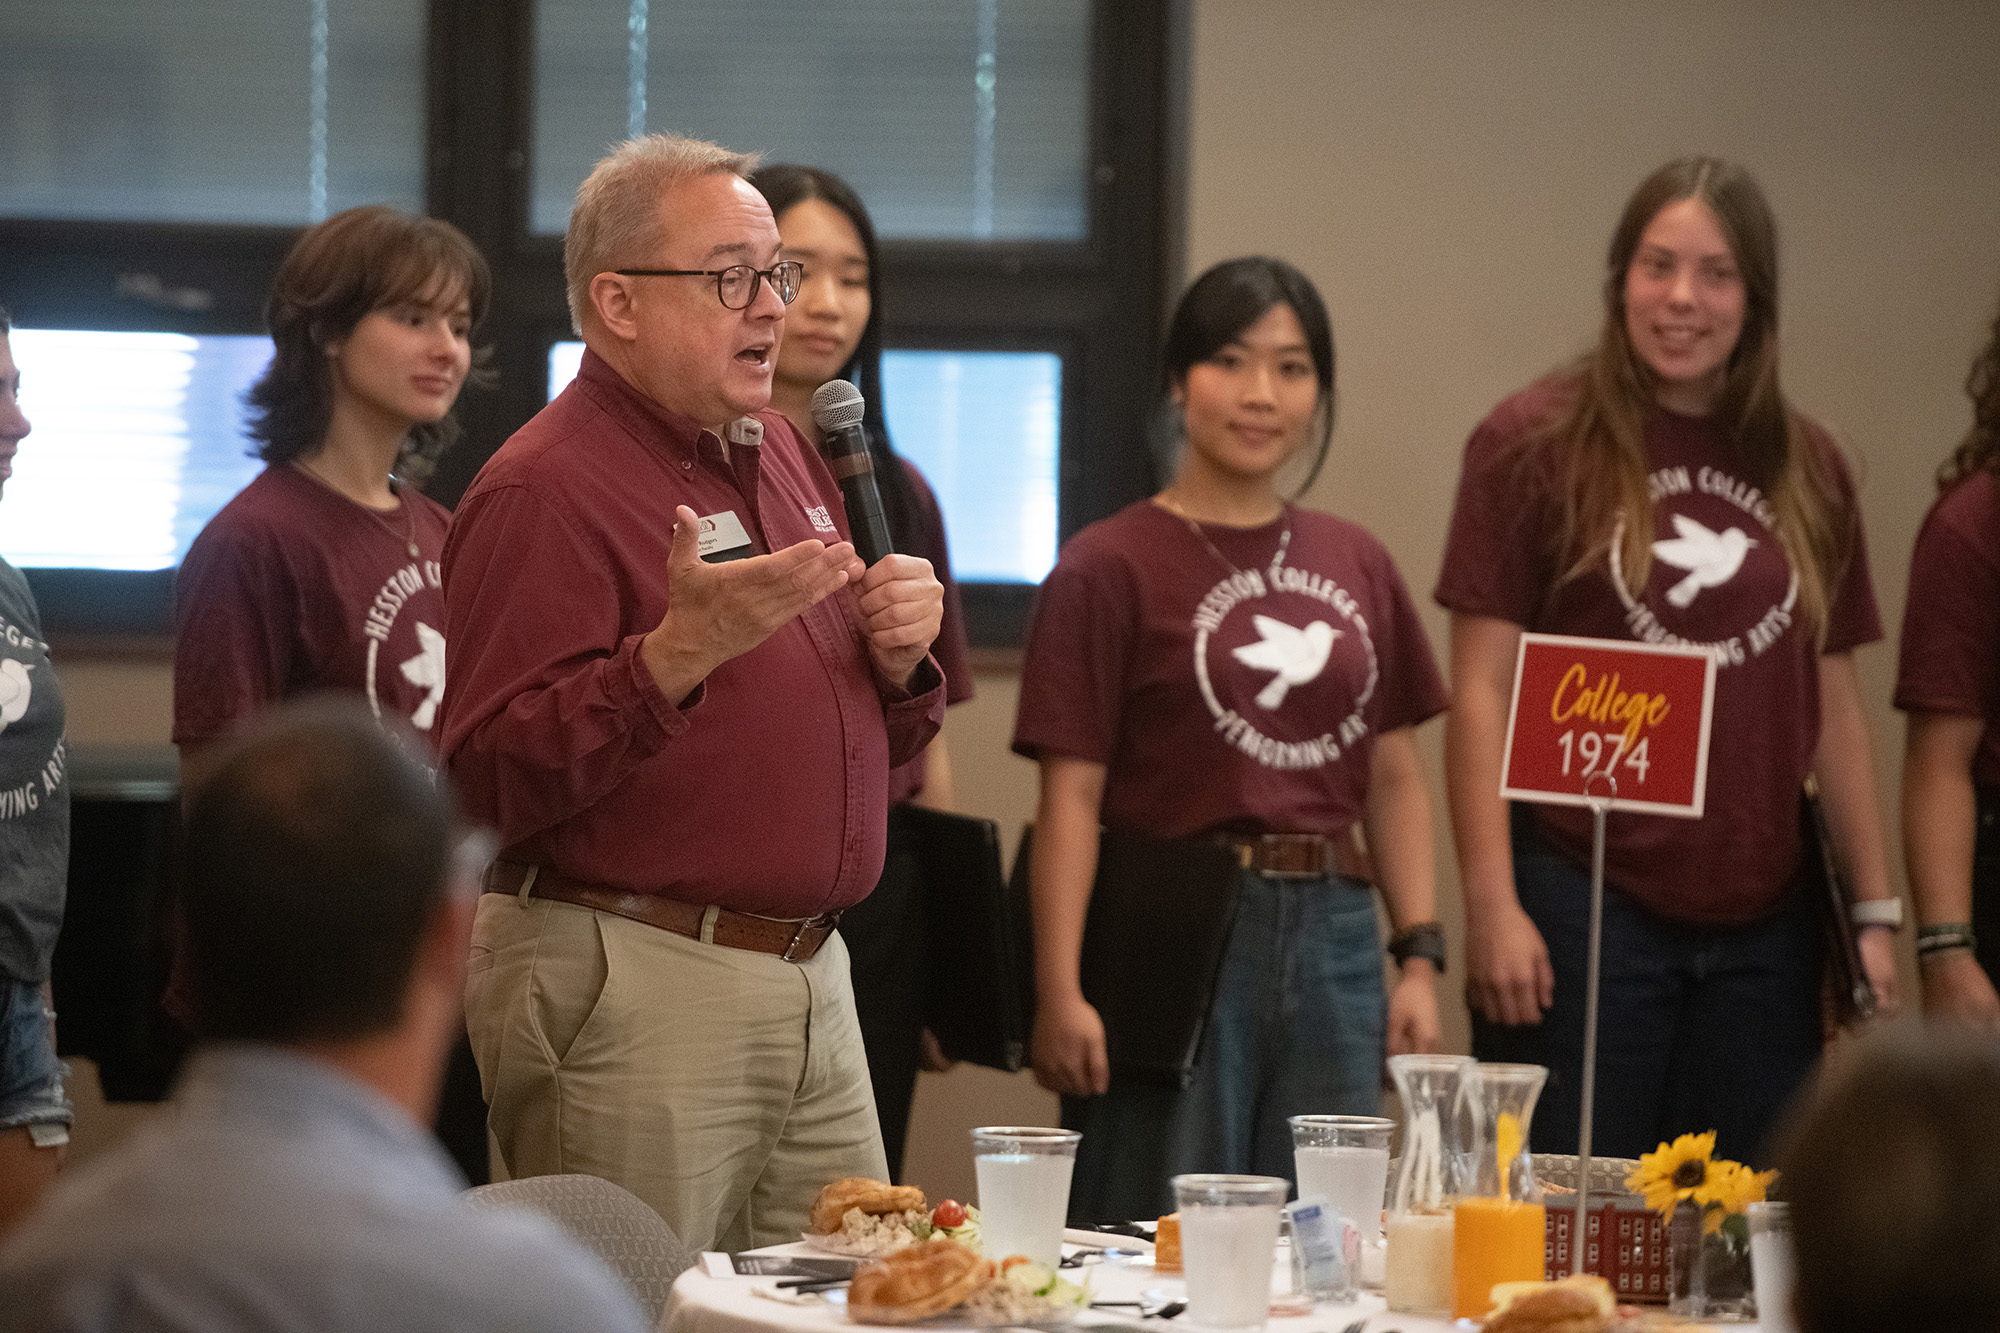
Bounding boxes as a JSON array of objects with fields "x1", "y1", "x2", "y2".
[
  {"x1": 1155, "y1": 492, "x2": 1291, "y2": 578},
  {"x1": 294, "y1": 458, "x2": 422, "y2": 561}
]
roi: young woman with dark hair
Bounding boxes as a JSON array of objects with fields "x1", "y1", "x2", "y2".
[
  {"x1": 172, "y1": 206, "x2": 492, "y2": 1181},
  {"x1": 1436, "y1": 157, "x2": 1899, "y2": 1165},
  {"x1": 747, "y1": 164, "x2": 974, "y2": 1180},
  {"x1": 0, "y1": 302, "x2": 74, "y2": 1239},
  {"x1": 176, "y1": 206, "x2": 489, "y2": 787},
  {"x1": 1015, "y1": 257, "x2": 1447, "y2": 1220},
  {"x1": 243, "y1": 205, "x2": 492, "y2": 485},
  {"x1": 750, "y1": 164, "x2": 928, "y2": 554},
  {"x1": 1896, "y1": 293, "x2": 2000, "y2": 1028}
]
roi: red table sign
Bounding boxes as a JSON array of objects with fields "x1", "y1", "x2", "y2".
[{"x1": 1500, "y1": 633, "x2": 1716, "y2": 818}]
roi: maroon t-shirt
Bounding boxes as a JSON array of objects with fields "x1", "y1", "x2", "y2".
[
  {"x1": 439, "y1": 350, "x2": 944, "y2": 917},
  {"x1": 1895, "y1": 467, "x2": 2000, "y2": 788},
  {"x1": 173, "y1": 465, "x2": 451, "y2": 748},
  {"x1": 886, "y1": 459, "x2": 975, "y2": 807},
  {"x1": 1014, "y1": 500, "x2": 1448, "y2": 840},
  {"x1": 1435, "y1": 376, "x2": 1883, "y2": 925}
]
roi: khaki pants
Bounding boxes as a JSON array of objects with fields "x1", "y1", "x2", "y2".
[{"x1": 465, "y1": 893, "x2": 887, "y2": 1251}]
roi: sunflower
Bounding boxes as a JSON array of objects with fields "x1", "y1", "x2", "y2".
[
  {"x1": 1694, "y1": 1161, "x2": 1778, "y2": 1231},
  {"x1": 1625, "y1": 1131, "x2": 1718, "y2": 1215},
  {"x1": 1694, "y1": 1162, "x2": 1742, "y2": 1234}
]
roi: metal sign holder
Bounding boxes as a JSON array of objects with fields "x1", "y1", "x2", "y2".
[
  {"x1": 1573, "y1": 770, "x2": 1617, "y2": 1254},
  {"x1": 1496, "y1": 632, "x2": 1716, "y2": 1267}
]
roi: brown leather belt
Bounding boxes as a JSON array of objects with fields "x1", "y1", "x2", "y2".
[
  {"x1": 1218, "y1": 831, "x2": 1375, "y2": 883},
  {"x1": 481, "y1": 862, "x2": 840, "y2": 962}
]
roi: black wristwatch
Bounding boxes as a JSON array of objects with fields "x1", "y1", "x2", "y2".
[{"x1": 1388, "y1": 921, "x2": 1447, "y2": 973}]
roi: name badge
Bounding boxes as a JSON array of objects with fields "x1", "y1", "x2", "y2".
[{"x1": 695, "y1": 510, "x2": 755, "y2": 563}]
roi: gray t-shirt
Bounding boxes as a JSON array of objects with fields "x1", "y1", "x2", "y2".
[
  {"x1": 0, "y1": 557, "x2": 67, "y2": 984},
  {"x1": 0, "y1": 1045, "x2": 653, "y2": 1333}
]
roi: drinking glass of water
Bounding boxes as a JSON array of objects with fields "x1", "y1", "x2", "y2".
[
  {"x1": 1171, "y1": 1174, "x2": 1290, "y2": 1331},
  {"x1": 971, "y1": 1126, "x2": 1080, "y2": 1269},
  {"x1": 1748, "y1": 1201, "x2": 1797, "y2": 1333},
  {"x1": 1288, "y1": 1114, "x2": 1394, "y2": 1283}
]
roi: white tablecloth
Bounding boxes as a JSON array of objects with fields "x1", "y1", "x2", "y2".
[
  {"x1": 665, "y1": 1240, "x2": 1452, "y2": 1333},
  {"x1": 664, "y1": 1241, "x2": 1772, "y2": 1333}
]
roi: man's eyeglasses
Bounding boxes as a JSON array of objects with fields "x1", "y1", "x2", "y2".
[{"x1": 613, "y1": 261, "x2": 804, "y2": 311}]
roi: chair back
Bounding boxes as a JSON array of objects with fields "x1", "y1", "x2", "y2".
[{"x1": 464, "y1": 1173, "x2": 695, "y2": 1321}]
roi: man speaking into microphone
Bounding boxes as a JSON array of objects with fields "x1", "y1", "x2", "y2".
[{"x1": 439, "y1": 133, "x2": 945, "y2": 1251}]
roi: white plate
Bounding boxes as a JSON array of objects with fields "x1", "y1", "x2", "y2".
[
  {"x1": 826, "y1": 1289, "x2": 1084, "y2": 1329},
  {"x1": 799, "y1": 1231, "x2": 921, "y2": 1259}
]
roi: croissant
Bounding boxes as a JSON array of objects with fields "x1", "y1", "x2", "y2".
[
  {"x1": 807, "y1": 1177, "x2": 928, "y2": 1236},
  {"x1": 847, "y1": 1239, "x2": 993, "y2": 1324},
  {"x1": 1483, "y1": 1276, "x2": 1615, "y2": 1333}
]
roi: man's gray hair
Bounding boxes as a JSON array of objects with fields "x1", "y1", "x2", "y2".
[{"x1": 564, "y1": 133, "x2": 761, "y2": 334}]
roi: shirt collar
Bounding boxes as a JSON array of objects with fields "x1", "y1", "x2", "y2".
[
  {"x1": 575, "y1": 346, "x2": 723, "y2": 466},
  {"x1": 174, "y1": 1043, "x2": 462, "y2": 1190}
]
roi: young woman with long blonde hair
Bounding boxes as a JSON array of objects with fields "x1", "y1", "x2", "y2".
[{"x1": 1436, "y1": 158, "x2": 1898, "y2": 1165}]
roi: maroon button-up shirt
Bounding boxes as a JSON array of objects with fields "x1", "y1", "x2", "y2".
[{"x1": 439, "y1": 350, "x2": 944, "y2": 916}]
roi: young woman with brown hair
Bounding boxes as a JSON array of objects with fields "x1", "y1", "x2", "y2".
[
  {"x1": 1436, "y1": 157, "x2": 1899, "y2": 1165},
  {"x1": 1896, "y1": 293, "x2": 2000, "y2": 1028},
  {"x1": 175, "y1": 205, "x2": 489, "y2": 788},
  {"x1": 172, "y1": 206, "x2": 492, "y2": 1181}
]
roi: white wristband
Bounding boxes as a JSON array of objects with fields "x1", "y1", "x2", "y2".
[{"x1": 1849, "y1": 897, "x2": 1905, "y2": 930}]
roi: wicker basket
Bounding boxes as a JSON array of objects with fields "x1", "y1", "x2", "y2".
[{"x1": 1532, "y1": 1152, "x2": 1641, "y2": 1196}]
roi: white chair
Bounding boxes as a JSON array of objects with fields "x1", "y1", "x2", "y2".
[{"x1": 464, "y1": 1173, "x2": 696, "y2": 1322}]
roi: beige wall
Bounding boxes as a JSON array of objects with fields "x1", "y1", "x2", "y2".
[
  {"x1": 911, "y1": 0, "x2": 2000, "y2": 1195},
  {"x1": 51, "y1": 657, "x2": 173, "y2": 746},
  {"x1": 1173, "y1": 0, "x2": 2000, "y2": 1064},
  {"x1": 53, "y1": 0, "x2": 2000, "y2": 1201}
]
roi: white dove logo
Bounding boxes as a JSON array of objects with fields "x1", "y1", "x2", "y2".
[
  {"x1": 0, "y1": 659, "x2": 31, "y2": 733},
  {"x1": 398, "y1": 622, "x2": 447, "y2": 731},
  {"x1": 1652, "y1": 514, "x2": 1756, "y2": 609},
  {"x1": 1231, "y1": 614, "x2": 1339, "y2": 710}
]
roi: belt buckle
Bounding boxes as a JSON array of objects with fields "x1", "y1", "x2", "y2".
[
  {"x1": 781, "y1": 917, "x2": 819, "y2": 963},
  {"x1": 1261, "y1": 833, "x2": 1325, "y2": 880}
]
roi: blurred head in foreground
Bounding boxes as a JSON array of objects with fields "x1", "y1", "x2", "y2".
[
  {"x1": 183, "y1": 695, "x2": 471, "y2": 1107},
  {"x1": 1778, "y1": 1023, "x2": 2000, "y2": 1333}
]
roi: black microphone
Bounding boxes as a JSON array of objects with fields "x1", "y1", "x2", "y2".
[{"x1": 811, "y1": 379, "x2": 894, "y2": 566}]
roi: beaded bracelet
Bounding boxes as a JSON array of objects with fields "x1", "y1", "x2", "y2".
[{"x1": 1915, "y1": 922, "x2": 1978, "y2": 960}]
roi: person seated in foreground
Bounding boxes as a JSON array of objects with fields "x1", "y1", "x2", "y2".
[
  {"x1": 1778, "y1": 1022, "x2": 2000, "y2": 1333},
  {"x1": 0, "y1": 698, "x2": 649, "y2": 1333}
]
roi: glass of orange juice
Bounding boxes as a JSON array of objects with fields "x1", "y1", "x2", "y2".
[{"x1": 1450, "y1": 1062, "x2": 1548, "y2": 1320}]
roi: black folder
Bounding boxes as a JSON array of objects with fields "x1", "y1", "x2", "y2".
[
  {"x1": 1800, "y1": 780, "x2": 1877, "y2": 1029},
  {"x1": 1009, "y1": 825, "x2": 1241, "y2": 1089},
  {"x1": 905, "y1": 806, "x2": 1031, "y2": 1072}
]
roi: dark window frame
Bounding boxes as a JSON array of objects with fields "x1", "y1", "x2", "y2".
[{"x1": 0, "y1": 0, "x2": 1178, "y2": 648}]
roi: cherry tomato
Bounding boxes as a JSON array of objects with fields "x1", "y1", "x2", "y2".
[{"x1": 932, "y1": 1200, "x2": 968, "y2": 1229}]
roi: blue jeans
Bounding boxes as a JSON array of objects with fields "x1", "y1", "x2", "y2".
[
  {"x1": 1, "y1": 976, "x2": 71, "y2": 1139},
  {"x1": 1472, "y1": 806, "x2": 1821, "y2": 1168},
  {"x1": 1063, "y1": 871, "x2": 1385, "y2": 1222}
]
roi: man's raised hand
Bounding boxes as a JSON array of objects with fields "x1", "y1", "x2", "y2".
[{"x1": 641, "y1": 505, "x2": 865, "y2": 702}]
